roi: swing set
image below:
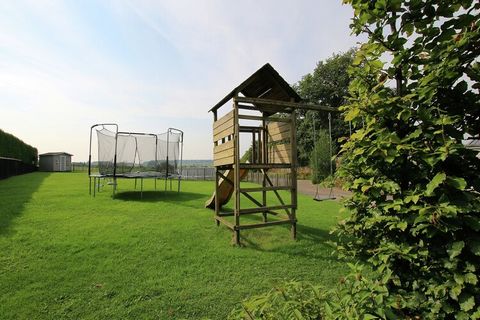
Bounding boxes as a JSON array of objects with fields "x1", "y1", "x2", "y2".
[{"x1": 310, "y1": 111, "x2": 335, "y2": 201}]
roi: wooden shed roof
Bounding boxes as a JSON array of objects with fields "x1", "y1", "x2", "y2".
[{"x1": 209, "y1": 63, "x2": 302, "y2": 114}]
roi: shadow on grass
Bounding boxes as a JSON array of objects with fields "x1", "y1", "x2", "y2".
[
  {"x1": 114, "y1": 190, "x2": 205, "y2": 205},
  {"x1": 235, "y1": 216, "x2": 340, "y2": 260},
  {"x1": 0, "y1": 172, "x2": 51, "y2": 236}
]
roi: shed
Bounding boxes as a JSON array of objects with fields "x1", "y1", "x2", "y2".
[{"x1": 39, "y1": 152, "x2": 73, "y2": 172}]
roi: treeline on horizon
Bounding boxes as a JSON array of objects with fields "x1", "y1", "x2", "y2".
[
  {"x1": 0, "y1": 129, "x2": 38, "y2": 165},
  {"x1": 75, "y1": 159, "x2": 214, "y2": 167}
]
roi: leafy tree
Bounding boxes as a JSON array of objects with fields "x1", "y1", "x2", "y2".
[
  {"x1": 336, "y1": 0, "x2": 480, "y2": 318},
  {"x1": 310, "y1": 129, "x2": 336, "y2": 184},
  {"x1": 294, "y1": 49, "x2": 355, "y2": 165}
]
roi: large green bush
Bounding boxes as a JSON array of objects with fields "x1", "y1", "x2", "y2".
[
  {"x1": 0, "y1": 129, "x2": 38, "y2": 165},
  {"x1": 335, "y1": 0, "x2": 480, "y2": 318},
  {"x1": 228, "y1": 281, "x2": 325, "y2": 320},
  {"x1": 228, "y1": 1, "x2": 479, "y2": 318}
]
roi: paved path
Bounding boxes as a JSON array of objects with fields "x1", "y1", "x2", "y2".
[{"x1": 297, "y1": 179, "x2": 351, "y2": 200}]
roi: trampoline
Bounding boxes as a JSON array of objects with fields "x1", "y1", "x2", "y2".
[{"x1": 88, "y1": 123, "x2": 184, "y2": 197}]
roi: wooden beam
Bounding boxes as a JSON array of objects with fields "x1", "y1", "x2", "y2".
[
  {"x1": 239, "y1": 126, "x2": 262, "y2": 133},
  {"x1": 233, "y1": 99, "x2": 241, "y2": 245},
  {"x1": 215, "y1": 167, "x2": 220, "y2": 225},
  {"x1": 217, "y1": 170, "x2": 234, "y2": 186},
  {"x1": 290, "y1": 108, "x2": 298, "y2": 240},
  {"x1": 218, "y1": 210, "x2": 272, "y2": 217},
  {"x1": 238, "y1": 114, "x2": 291, "y2": 123},
  {"x1": 239, "y1": 163, "x2": 291, "y2": 169},
  {"x1": 234, "y1": 96, "x2": 339, "y2": 113},
  {"x1": 262, "y1": 170, "x2": 291, "y2": 216},
  {"x1": 239, "y1": 186, "x2": 291, "y2": 192},
  {"x1": 237, "y1": 219, "x2": 293, "y2": 230},
  {"x1": 213, "y1": 156, "x2": 234, "y2": 167},
  {"x1": 214, "y1": 215, "x2": 234, "y2": 230},
  {"x1": 239, "y1": 204, "x2": 294, "y2": 215},
  {"x1": 237, "y1": 104, "x2": 257, "y2": 111},
  {"x1": 213, "y1": 110, "x2": 234, "y2": 129},
  {"x1": 240, "y1": 191, "x2": 263, "y2": 207}
]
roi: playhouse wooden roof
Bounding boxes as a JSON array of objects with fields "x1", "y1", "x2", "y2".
[{"x1": 209, "y1": 63, "x2": 302, "y2": 114}]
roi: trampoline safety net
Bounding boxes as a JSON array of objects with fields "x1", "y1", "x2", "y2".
[{"x1": 95, "y1": 127, "x2": 183, "y2": 177}]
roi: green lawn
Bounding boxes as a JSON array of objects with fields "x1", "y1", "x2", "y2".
[{"x1": 0, "y1": 172, "x2": 347, "y2": 319}]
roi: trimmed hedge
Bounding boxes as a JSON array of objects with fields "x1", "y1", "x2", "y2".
[
  {"x1": 0, "y1": 158, "x2": 37, "y2": 180},
  {"x1": 0, "y1": 129, "x2": 38, "y2": 165}
]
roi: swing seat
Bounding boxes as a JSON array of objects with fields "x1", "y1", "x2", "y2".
[{"x1": 313, "y1": 195, "x2": 336, "y2": 201}]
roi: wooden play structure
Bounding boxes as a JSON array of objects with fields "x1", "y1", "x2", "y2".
[{"x1": 206, "y1": 63, "x2": 336, "y2": 244}]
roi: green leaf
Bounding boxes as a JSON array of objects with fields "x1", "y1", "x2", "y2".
[
  {"x1": 464, "y1": 273, "x2": 478, "y2": 285},
  {"x1": 448, "y1": 241, "x2": 465, "y2": 259},
  {"x1": 345, "y1": 107, "x2": 361, "y2": 121},
  {"x1": 469, "y1": 241, "x2": 480, "y2": 256},
  {"x1": 425, "y1": 173, "x2": 446, "y2": 196},
  {"x1": 397, "y1": 221, "x2": 408, "y2": 231},
  {"x1": 450, "y1": 285, "x2": 462, "y2": 300},
  {"x1": 404, "y1": 23, "x2": 414, "y2": 36},
  {"x1": 446, "y1": 176, "x2": 467, "y2": 190},
  {"x1": 459, "y1": 294, "x2": 475, "y2": 312},
  {"x1": 352, "y1": 55, "x2": 363, "y2": 66}
]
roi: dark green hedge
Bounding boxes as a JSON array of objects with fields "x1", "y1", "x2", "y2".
[{"x1": 0, "y1": 129, "x2": 38, "y2": 165}]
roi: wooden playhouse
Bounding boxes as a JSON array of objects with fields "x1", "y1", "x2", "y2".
[{"x1": 206, "y1": 63, "x2": 336, "y2": 244}]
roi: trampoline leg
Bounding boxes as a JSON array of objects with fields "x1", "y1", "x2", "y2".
[
  {"x1": 177, "y1": 177, "x2": 181, "y2": 192},
  {"x1": 141, "y1": 178, "x2": 143, "y2": 199},
  {"x1": 89, "y1": 176, "x2": 91, "y2": 195},
  {"x1": 154, "y1": 178, "x2": 157, "y2": 190},
  {"x1": 93, "y1": 177, "x2": 96, "y2": 197},
  {"x1": 134, "y1": 178, "x2": 137, "y2": 190},
  {"x1": 170, "y1": 178, "x2": 172, "y2": 191}
]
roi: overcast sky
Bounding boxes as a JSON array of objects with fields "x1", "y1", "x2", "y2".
[{"x1": 0, "y1": 1, "x2": 360, "y2": 161}]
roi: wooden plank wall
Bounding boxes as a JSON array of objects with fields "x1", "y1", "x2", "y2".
[
  {"x1": 213, "y1": 110, "x2": 235, "y2": 166},
  {"x1": 267, "y1": 122, "x2": 292, "y2": 164}
]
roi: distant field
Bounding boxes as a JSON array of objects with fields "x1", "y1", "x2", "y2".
[{"x1": 0, "y1": 172, "x2": 348, "y2": 319}]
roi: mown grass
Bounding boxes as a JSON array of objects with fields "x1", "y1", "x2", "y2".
[{"x1": 0, "y1": 172, "x2": 348, "y2": 319}]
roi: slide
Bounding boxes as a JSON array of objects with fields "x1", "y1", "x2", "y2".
[{"x1": 205, "y1": 168, "x2": 249, "y2": 209}]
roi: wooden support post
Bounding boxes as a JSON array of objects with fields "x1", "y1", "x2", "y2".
[
  {"x1": 233, "y1": 98, "x2": 241, "y2": 245},
  {"x1": 215, "y1": 168, "x2": 220, "y2": 226},
  {"x1": 262, "y1": 115, "x2": 267, "y2": 223},
  {"x1": 252, "y1": 130, "x2": 256, "y2": 164},
  {"x1": 290, "y1": 109, "x2": 298, "y2": 240},
  {"x1": 257, "y1": 128, "x2": 261, "y2": 166},
  {"x1": 213, "y1": 108, "x2": 221, "y2": 226}
]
